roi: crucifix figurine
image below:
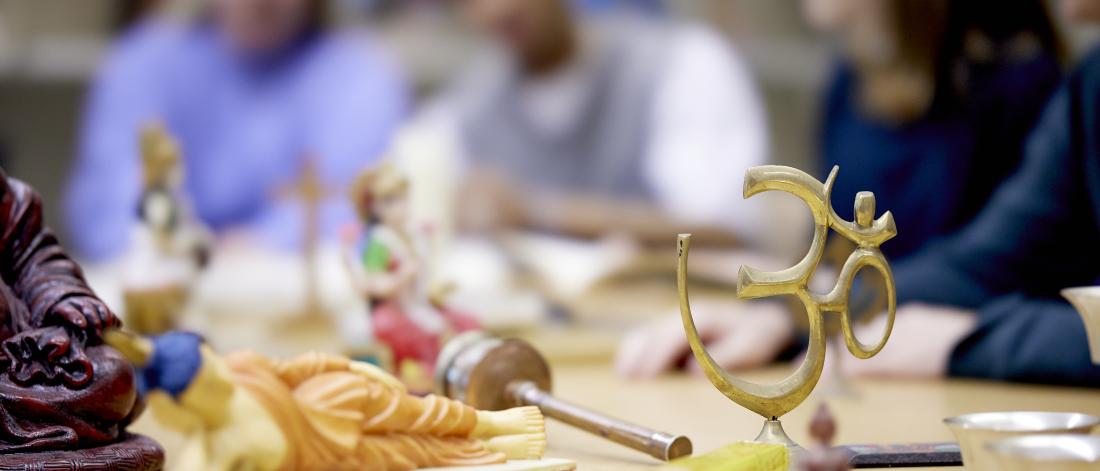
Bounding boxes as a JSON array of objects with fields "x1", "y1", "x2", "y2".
[{"x1": 276, "y1": 156, "x2": 337, "y2": 320}]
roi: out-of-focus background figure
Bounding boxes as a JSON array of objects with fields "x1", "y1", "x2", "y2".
[
  {"x1": 63, "y1": 0, "x2": 404, "y2": 263},
  {"x1": 811, "y1": 0, "x2": 1064, "y2": 260},
  {"x1": 875, "y1": 0, "x2": 1100, "y2": 386},
  {"x1": 616, "y1": 0, "x2": 1079, "y2": 379},
  {"x1": 51, "y1": 0, "x2": 408, "y2": 350},
  {"x1": 65, "y1": 0, "x2": 406, "y2": 261},
  {"x1": 434, "y1": 0, "x2": 770, "y2": 246}
]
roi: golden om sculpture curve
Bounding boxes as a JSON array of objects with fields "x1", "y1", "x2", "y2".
[{"x1": 677, "y1": 165, "x2": 897, "y2": 448}]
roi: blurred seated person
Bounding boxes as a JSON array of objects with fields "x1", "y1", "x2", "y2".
[
  {"x1": 66, "y1": 0, "x2": 407, "y2": 262},
  {"x1": 618, "y1": 0, "x2": 1067, "y2": 378},
  {"x1": 860, "y1": 0, "x2": 1100, "y2": 386},
  {"x1": 816, "y1": 0, "x2": 1063, "y2": 260},
  {"x1": 437, "y1": 0, "x2": 769, "y2": 246}
]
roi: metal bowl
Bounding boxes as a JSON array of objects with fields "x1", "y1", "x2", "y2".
[
  {"x1": 987, "y1": 434, "x2": 1100, "y2": 470},
  {"x1": 944, "y1": 412, "x2": 1100, "y2": 469}
]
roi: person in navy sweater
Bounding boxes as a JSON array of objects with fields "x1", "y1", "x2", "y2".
[
  {"x1": 617, "y1": 0, "x2": 1068, "y2": 379},
  {"x1": 820, "y1": 0, "x2": 1064, "y2": 260},
  {"x1": 807, "y1": 0, "x2": 1100, "y2": 386},
  {"x1": 858, "y1": 46, "x2": 1100, "y2": 386}
]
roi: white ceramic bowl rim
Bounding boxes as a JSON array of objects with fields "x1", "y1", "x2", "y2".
[{"x1": 943, "y1": 411, "x2": 1100, "y2": 432}]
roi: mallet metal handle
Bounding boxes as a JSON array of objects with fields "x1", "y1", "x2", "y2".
[{"x1": 508, "y1": 380, "x2": 692, "y2": 461}]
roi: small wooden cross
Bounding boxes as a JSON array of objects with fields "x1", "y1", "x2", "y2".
[{"x1": 277, "y1": 156, "x2": 341, "y2": 319}]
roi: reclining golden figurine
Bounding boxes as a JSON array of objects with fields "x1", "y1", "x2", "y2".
[{"x1": 107, "y1": 331, "x2": 546, "y2": 470}]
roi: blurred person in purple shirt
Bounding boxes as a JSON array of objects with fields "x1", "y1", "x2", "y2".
[{"x1": 66, "y1": 0, "x2": 408, "y2": 261}]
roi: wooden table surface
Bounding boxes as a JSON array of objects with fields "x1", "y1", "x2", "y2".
[{"x1": 540, "y1": 363, "x2": 1100, "y2": 470}]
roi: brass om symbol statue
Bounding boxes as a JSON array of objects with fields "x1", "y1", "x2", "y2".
[{"x1": 677, "y1": 165, "x2": 897, "y2": 448}]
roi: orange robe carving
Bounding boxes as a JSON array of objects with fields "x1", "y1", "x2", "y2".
[{"x1": 225, "y1": 351, "x2": 514, "y2": 470}]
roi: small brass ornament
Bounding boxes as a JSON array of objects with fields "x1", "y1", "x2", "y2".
[{"x1": 677, "y1": 165, "x2": 897, "y2": 450}]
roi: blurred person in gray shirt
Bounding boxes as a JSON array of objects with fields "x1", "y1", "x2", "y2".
[{"x1": 430, "y1": 0, "x2": 771, "y2": 246}]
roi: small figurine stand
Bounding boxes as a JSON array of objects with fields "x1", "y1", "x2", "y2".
[
  {"x1": 678, "y1": 165, "x2": 897, "y2": 452},
  {"x1": 660, "y1": 404, "x2": 850, "y2": 471},
  {"x1": 436, "y1": 332, "x2": 692, "y2": 461}
]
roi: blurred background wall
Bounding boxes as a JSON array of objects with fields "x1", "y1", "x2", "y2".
[{"x1": 0, "y1": 0, "x2": 1095, "y2": 236}]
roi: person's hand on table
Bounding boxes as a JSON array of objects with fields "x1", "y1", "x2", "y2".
[
  {"x1": 458, "y1": 170, "x2": 529, "y2": 232},
  {"x1": 837, "y1": 302, "x2": 976, "y2": 378},
  {"x1": 616, "y1": 300, "x2": 794, "y2": 379}
]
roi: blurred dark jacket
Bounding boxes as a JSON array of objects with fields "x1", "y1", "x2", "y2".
[
  {"x1": 894, "y1": 46, "x2": 1100, "y2": 386},
  {"x1": 823, "y1": 51, "x2": 1062, "y2": 260}
]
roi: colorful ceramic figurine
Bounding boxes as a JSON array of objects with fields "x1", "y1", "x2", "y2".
[
  {"x1": 0, "y1": 168, "x2": 161, "y2": 468},
  {"x1": 344, "y1": 163, "x2": 480, "y2": 382},
  {"x1": 122, "y1": 123, "x2": 209, "y2": 334},
  {"x1": 107, "y1": 330, "x2": 546, "y2": 470}
]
